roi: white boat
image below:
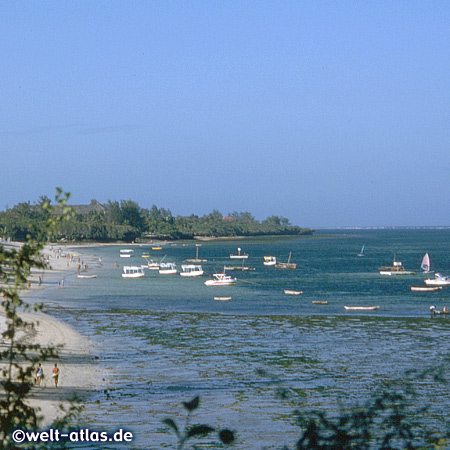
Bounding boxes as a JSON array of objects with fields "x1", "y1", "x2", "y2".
[
  {"x1": 229, "y1": 248, "x2": 249, "y2": 259},
  {"x1": 147, "y1": 259, "x2": 160, "y2": 270},
  {"x1": 411, "y1": 286, "x2": 442, "y2": 292},
  {"x1": 424, "y1": 273, "x2": 450, "y2": 286},
  {"x1": 284, "y1": 289, "x2": 303, "y2": 295},
  {"x1": 263, "y1": 256, "x2": 276, "y2": 266},
  {"x1": 204, "y1": 272, "x2": 237, "y2": 286},
  {"x1": 159, "y1": 263, "x2": 177, "y2": 275},
  {"x1": 357, "y1": 245, "x2": 365, "y2": 257},
  {"x1": 180, "y1": 264, "x2": 204, "y2": 277},
  {"x1": 344, "y1": 306, "x2": 380, "y2": 311},
  {"x1": 275, "y1": 252, "x2": 297, "y2": 269},
  {"x1": 379, "y1": 256, "x2": 415, "y2": 275},
  {"x1": 421, "y1": 253, "x2": 431, "y2": 273},
  {"x1": 120, "y1": 249, "x2": 134, "y2": 258},
  {"x1": 122, "y1": 266, "x2": 144, "y2": 278},
  {"x1": 214, "y1": 296, "x2": 232, "y2": 301}
]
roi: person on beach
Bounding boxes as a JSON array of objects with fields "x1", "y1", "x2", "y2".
[
  {"x1": 36, "y1": 363, "x2": 43, "y2": 386},
  {"x1": 52, "y1": 364, "x2": 60, "y2": 387}
]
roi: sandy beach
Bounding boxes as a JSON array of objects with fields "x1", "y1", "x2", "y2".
[{"x1": 0, "y1": 242, "x2": 105, "y2": 426}]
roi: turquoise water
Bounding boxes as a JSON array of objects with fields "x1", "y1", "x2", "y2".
[{"x1": 35, "y1": 229, "x2": 450, "y2": 448}]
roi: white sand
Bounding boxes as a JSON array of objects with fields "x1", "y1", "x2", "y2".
[{"x1": 0, "y1": 242, "x2": 105, "y2": 426}]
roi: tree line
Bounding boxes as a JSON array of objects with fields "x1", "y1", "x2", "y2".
[{"x1": 0, "y1": 197, "x2": 313, "y2": 242}]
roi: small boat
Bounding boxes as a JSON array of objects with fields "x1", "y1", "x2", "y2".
[
  {"x1": 312, "y1": 300, "x2": 328, "y2": 305},
  {"x1": 420, "y1": 253, "x2": 432, "y2": 273},
  {"x1": 77, "y1": 274, "x2": 97, "y2": 279},
  {"x1": 357, "y1": 245, "x2": 365, "y2": 257},
  {"x1": 122, "y1": 266, "x2": 144, "y2": 278},
  {"x1": 344, "y1": 306, "x2": 380, "y2": 311},
  {"x1": 152, "y1": 246, "x2": 162, "y2": 251},
  {"x1": 184, "y1": 245, "x2": 207, "y2": 263},
  {"x1": 379, "y1": 255, "x2": 415, "y2": 275},
  {"x1": 275, "y1": 252, "x2": 297, "y2": 269},
  {"x1": 224, "y1": 259, "x2": 255, "y2": 271},
  {"x1": 120, "y1": 249, "x2": 134, "y2": 258},
  {"x1": 411, "y1": 286, "x2": 442, "y2": 292},
  {"x1": 263, "y1": 256, "x2": 277, "y2": 266},
  {"x1": 205, "y1": 271, "x2": 237, "y2": 286},
  {"x1": 159, "y1": 263, "x2": 177, "y2": 275},
  {"x1": 180, "y1": 264, "x2": 204, "y2": 277},
  {"x1": 284, "y1": 289, "x2": 303, "y2": 295},
  {"x1": 229, "y1": 248, "x2": 249, "y2": 259},
  {"x1": 424, "y1": 273, "x2": 450, "y2": 286},
  {"x1": 147, "y1": 259, "x2": 160, "y2": 270},
  {"x1": 214, "y1": 296, "x2": 232, "y2": 301}
]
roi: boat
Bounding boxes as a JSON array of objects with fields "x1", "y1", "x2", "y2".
[
  {"x1": 147, "y1": 259, "x2": 160, "y2": 270},
  {"x1": 411, "y1": 286, "x2": 442, "y2": 292},
  {"x1": 120, "y1": 249, "x2": 134, "y2": 258},
  {"x1": 122, "y1": 266, "x2": 144, "y2": 278},
  {"x1": 180, "y1": 264, "x2": 204, "y2": 277},
  {"x1": 312, "y1": 301, "x2": 328, "y2": 305},
  {"x1": 77, "y1": 274, "x2": 97, "y2": 279},
  {"x1": 378, "y1": 255, "x2": 415, "y2": 275},
  {"x1": 275, "y1": 252, "x2": 297, "y2": 269},
  {"x1": 424, "y1": 273, "x2": 450, "y2": 286},
  {"x1": 152, "y1": 246, "x2": 162, "y2": 251},
  {"x1": 159, "y1": 262, "x2": 177, "y2": 275},
  {"x1": 184, "y1": 245, "x2": 207, "y2": 263},
  {"x1": 214, "y1": 296, "x2": 232, "y2": 301},
  {"x1": 357, "y1": 245, "x2": 365, "y2": 257},
  {"x1": 344, "y1": 306, "x2": 380, "y2": 311},
  {"x1": 204, "y1": 271, "x2": 237, "y2": 286},
  {"x1": 421, "y1": 253, "x2": 432, "y2": 273},
  {"x1": 224, "y1": 259, "x2": 255, "y2": 271},
  {"x1": 284, "y1": 289, "x2": 303, "y2": 295},
  {"x1": 263, "y1": 256, "x2": 277, "y2": 266},
  {"x1": 229, "y1": 248, "x2": 249, "y2": 259}
]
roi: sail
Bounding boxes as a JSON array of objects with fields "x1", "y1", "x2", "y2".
[{"x1": 421, "y1": 253, "x2": 430, "y2": 272}]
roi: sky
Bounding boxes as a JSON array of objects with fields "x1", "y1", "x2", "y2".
[{"x1": 1, "y1": 1, "x2": 450, "y2": 228}]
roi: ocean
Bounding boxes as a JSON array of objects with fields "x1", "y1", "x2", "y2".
[{"x1": 35, "y1": 229, "x2": 450, "y2": 449}]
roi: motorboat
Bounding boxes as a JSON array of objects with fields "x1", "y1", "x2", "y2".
[
  {"x1": 159, "y1": 263, "x2": 177, "y2": 275},
  {"x1": 263, "y1": 256, "x2": 276, "y2": 266},
  {"x1": 120, "y1": 249, "x2": 134, "y2": 258},
  {"x1": 379, "y1": 256, "x2": 415, "y2": 275},
  {"x1": 122, "y1": 266, "x2": 144, "y2": 278},
  {"x1": 180, "y1": 264, "x2": 204, "y2": 277},
  {"x1": 204, "y1": 272, "x2": 237, "y2": 286},
  {"x1": 424, "y1": 273, "x2": 450, "y2": 286},
  {"x1": 214, "y1": 296, "x2": 232, "y2": 301},
  {"x1": 229, "y1": 248, "x2": 248, "y2": 259}
]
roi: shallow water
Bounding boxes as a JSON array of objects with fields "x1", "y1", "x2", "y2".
[{"x1": 34, "y1": 229, "x2": 450, "y2": 448}]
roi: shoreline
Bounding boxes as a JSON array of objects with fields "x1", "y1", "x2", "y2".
[{"x1": 0, "y1": 242, "x2": 105, "y2": 426}]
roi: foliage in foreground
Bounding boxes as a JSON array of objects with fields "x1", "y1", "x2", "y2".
[{"x1": 0, "y1": 189, "x2": 81, "y2": 449}]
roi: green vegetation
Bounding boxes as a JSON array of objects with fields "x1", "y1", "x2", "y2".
[
  {"x1": 0, "y1": 198, "x2": 313, "y2": 242},
  {"x1": 0, "y1": 189, "x2": 81, "y2": 449}
]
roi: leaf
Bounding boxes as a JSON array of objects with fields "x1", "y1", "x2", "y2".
[
  {"x1": 162, "y1": 418, "x2": 180, "y2": 437},
  {"x1": 186, "y1": 425, "x2": 215, "y2": 439},
  {"x1": 183, "y1": 396, "x2": 200, "y2": 412}
]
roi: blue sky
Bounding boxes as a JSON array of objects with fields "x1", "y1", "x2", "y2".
[{"x1": 1, "y1": 1, "x2": 450, "y2": 228}]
